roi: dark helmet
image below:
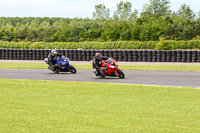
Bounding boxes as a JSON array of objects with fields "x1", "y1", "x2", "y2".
[
  {"x1": 51, "y1": 49, "x2": 57, "y2": 55},
  {"x1": 95, "y1": 53, "x2": 102, "y2": 60}
]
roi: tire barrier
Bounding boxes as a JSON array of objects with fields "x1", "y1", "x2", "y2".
[
  {"x1": 197, "y1": 51, "x2": 200, "y2": 62},
  {"x1": 0, "y1": 49, "x2": 200, "y2": 62},
  {"x1": 147, "y1": 50, "x2": 152, "y2": 62},
  {"x1": 133, "y1": 50, "x2": 138, "y2": 62},
  {"x1": 177, "y1": 50, "x2": 182, "y2": 62},
  {"x1": 152, "y1": 50, "x2": 157, "y2": 62},
  {"x1": 172, "y1": 50, "x2": 177, "y2": 62}
]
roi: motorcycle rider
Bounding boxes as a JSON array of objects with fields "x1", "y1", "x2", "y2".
[
  {"x1": 48, "y1": 49, "x2": 62, "y2": 70},
  {"x1": 92, "y1": 53, "x2": 108, "y2": 76}
]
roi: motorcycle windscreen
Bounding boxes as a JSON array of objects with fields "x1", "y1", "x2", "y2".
[
  {"x1": 106, "y1": 58, "x2": 115, "y2": 65},
  {"x1": 61, "y1": 58, "x2": 69, "y2": 65}
]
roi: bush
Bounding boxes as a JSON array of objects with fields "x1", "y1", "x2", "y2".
[
  {"x1": 0, "y1": 41, "x2": 200, "y2": 50},
  {"x1": 155, "y1": 41, "x2": 173, "y2": 50},
  {"x1": 30, "y1": 42, "x2": 43, "y2": 49}
]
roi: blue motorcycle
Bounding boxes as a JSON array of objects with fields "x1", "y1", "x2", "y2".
[{"x1": 44, "y1": 56, "x2": 77, "y2": 74}]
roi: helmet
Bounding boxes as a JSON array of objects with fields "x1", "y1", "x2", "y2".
[
  {"x1": 95, "y1": 53, "x2": 102, "y2": 60},
  {"x1": 51, "y1": 49, "x2": 57, "y2": 55}
]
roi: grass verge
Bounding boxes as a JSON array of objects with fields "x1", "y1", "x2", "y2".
[
  {"x1": 0, "y1": 79, "x2": 200, "y2": 132},
  {"x1": 0, "y1": 62, "x2": 200, "y2": 71}
]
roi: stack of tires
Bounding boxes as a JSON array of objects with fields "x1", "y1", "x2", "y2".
[
  {"x1": 192, "y1": 51, "x2": 197, "y2": 62},
  {"x1": 186, "y1": 51, "x2": 192, "y2": 62},
  {"x1": 44, "y1": 50, "x2": 50, "y2": 59},
  {"x1": 65, "y1": 49, "x2": 69, "y2": 58},
  {"x1": 162, "y1": 51, "x2": 167, "y2": 62},
  {"x1": 113, "y1": 50, "x2": 118, "y2": 61},
  {"x1": 147, "y1": 50, "x2": 152, "y2": 62},
  {"x1": 104, "y1": 50, "x2": 109, "y2": 58},
  {"x1": 1, "y1": 49, "x2": 200, "y2": 62},
  {"x1": 127, "y1": 50, "x2": 133, "y2": 62},
  {"x1": 182, "y1": 51, "x2": 187, "y2": 62},
  {"x1": 142, "y1": 50, "x2": 147, "y2": 62},
  {"x1": 77, "y1": 50, "x2": 82, "y2": 61},
  {"x1": 138, "y1": 50, "x2": 142, "y2": 62},
  {"x1": 167, "y1": 51, "x2": 172, "y2": 62},
  {"x1": 8, "y1": 49, "x2": 13, "y2": 60},
  {"x1": 1, "y1": 49, "x2": 5, "y2": 59},
  {"x1": 0, "y1": 49, "x2": 1, "y2": 59},
  {"x1": 86, "y1": 50, "x2": 91, "y2": 61},
  {"x1": 152, "y1": 50, "x2": 157, "y2": 62},
  {"x1": 177, "y1": 50, "x2": 182, "y2": 62},
  {"x1": 91, "y1": 50, "x2": 95, "y2": 60},
  {"x1": 172, "y1": 51, "x2": 177, "y2": 62},
  {"x1": 197, "y1": 51, "x2": 200, "y2": 62},
  {"x1": 123, "y1": 50, "x2": 128, "y2": 62},
  {"x1": 133, "y1": 50, "x2": 138, "y2": 62},
  {"x1": 69, "y1": 50, "x2": 74, "y2": 61},
  {"x1": 108, "y1": 50, "x2": 113, "y2": 60},
  {"x1": 157, "y1": 50, "x2": 162, "y2": 62},
  {"x1": 118, "y1": 50, "x2": 123, "y2": 61},
  {"x1": 81, "y1": 50, "x2": 86, "y2": 61}
]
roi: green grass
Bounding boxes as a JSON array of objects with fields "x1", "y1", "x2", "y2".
[
  {"x1": 1, "y1": 62, "x2": 200, "y2": 71},
  {"x1": 0, "y1": 79, "x2": 200, "y2": 132}
]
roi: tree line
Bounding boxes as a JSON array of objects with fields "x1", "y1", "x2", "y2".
[{"x1": 0, "y1": 0, "x2": 200, "y2": 42}]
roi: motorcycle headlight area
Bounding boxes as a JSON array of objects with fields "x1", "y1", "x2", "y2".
[
  {"x1": 110, "y1": 66, "x2": 115, "y2": 68},
  {"x1": 62, "y1": 59, "x2": 68, "y2": 62}
]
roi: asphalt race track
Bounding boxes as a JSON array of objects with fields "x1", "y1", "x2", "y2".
[{"x1": 0, "y1": 69, "x2": 200, "y2": 88}]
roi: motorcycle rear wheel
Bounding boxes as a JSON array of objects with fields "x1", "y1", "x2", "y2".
[
  {"x1": 98, "y1": 69, "x2": 105, "y2": 78},
  {"x1": 99, "y1": 74, "x2": 105, "y2": 79},
  {"x1": 53, "y1": 69, "x2": 59, "y2": 74}
]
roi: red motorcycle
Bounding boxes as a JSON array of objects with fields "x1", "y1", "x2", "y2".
[{"x1": 92, "y1": 58, "x2": 125, "y2": 79}]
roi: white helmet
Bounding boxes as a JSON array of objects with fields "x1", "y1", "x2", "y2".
[{"x1": 51, "y1": 49, "x2": 57, "y2": 55}]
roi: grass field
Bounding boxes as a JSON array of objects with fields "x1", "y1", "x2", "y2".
[
  {"x1": 0, "y1": 62, "x2": 200, "y2": 71},
  {"x1": 0, "y1": 79, "x2": 200, "y2": 132}
]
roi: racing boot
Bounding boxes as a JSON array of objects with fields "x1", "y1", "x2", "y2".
[
  {"x1": 99, "y1": 68, "x2": 106, "y2": 77},
  {"x1": 50, "y1": 65, "x2": 55, "y2": 71},
  {"x1": 93, "y1": 68, "x2": 99, "y2": 76}
]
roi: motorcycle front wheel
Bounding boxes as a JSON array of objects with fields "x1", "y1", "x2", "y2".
[
  {"x1": 117, "y1": 69, "x2": 125, "y2": 79},
  {"x1": 70, "y1": 65, "x2": 77, "y2": 74}
]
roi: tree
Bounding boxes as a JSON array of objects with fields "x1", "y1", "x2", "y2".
[
  {"x1": 177, "y1": 3, "x2": 195, "y2": 20},
  {"x1": 119, "y1": 22, "x2": 131, "y2": 40},
  {"x1": 100, "y1": 21, "x2": 121, "y2": 41},
  {"x1": 37, "y1": 21, "x2": 53, "y2": 42},
  {"x1": 198, "y1": 11, "x2": 200, "y2": 19},
  {"x1": 93, "y1": 4, "x2": 110, "y2": 20},
  {"x1": 1, "y1": 26, "x2": 16, "y2": 41},
  {"x1": 131, "y1": 22, "x2": 141, "y2": 41},
  {"x1": 141, "y1": 0, "x2": 171, "y2": 18},
  {"x1": 113, "y1": 1, "x2": 137, "y2": 21},
  {"x1": 15, "y1": 23, "x2": 29, "y2": 41}
]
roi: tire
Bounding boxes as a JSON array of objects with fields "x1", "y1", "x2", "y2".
[
  {"x1": 99, "y1": 74, "x2": 105, "y2": 79},
  {"x1": 70, "y1": 65, "x2": 77, "y2": 74},
  {"x1": 117, "y1": 69, "x2": 125, "y2": 79},
  {"x1": 53, "y1": 69, "x2": 59, "y2": 74}
]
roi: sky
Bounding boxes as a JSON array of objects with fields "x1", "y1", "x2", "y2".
[{"x1": 0, "y1": 0, "x2": 199, "y2": 18}]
